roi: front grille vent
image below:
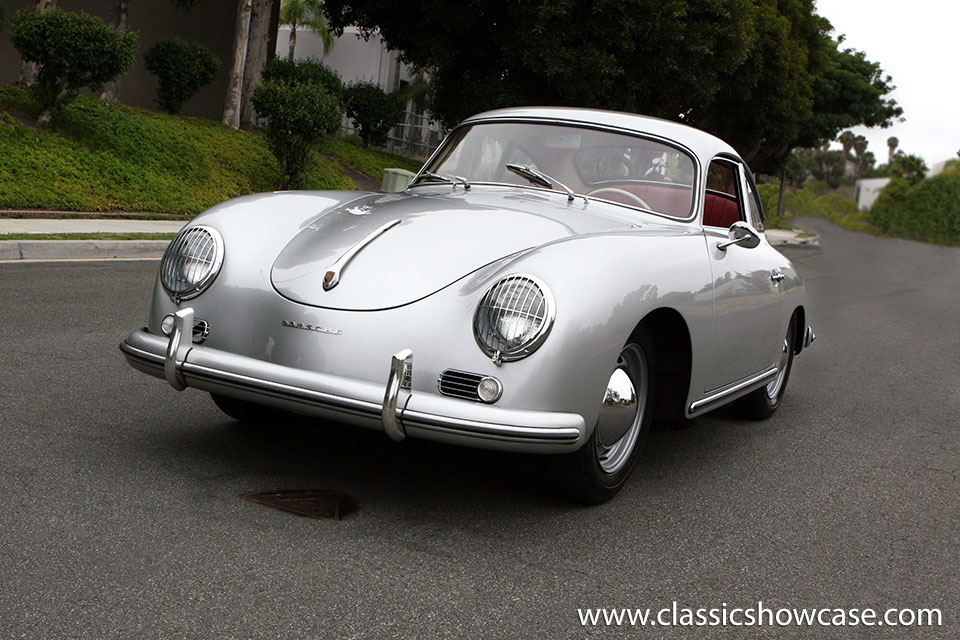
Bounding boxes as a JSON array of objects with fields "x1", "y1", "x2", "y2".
[
  {"x1": 437, "y1": 369, "x2": 485, "y2": 402},
  {"x1": 192, "y1": 319, "x2": 210, "y2": 343}
]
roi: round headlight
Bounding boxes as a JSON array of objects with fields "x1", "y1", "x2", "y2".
[
  {"x1": 473, "y1": 274, "x2": 555, "y2": 362},
  {"x1": 160, "y1": 225, "x2": 224, "y2": 302}
]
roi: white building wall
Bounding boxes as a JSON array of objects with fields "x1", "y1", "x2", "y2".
[
  {"x1": 855, "y1": 177, "x2": 891, "y2": 211},
  {"x1": 275, "y1": 26, "x2": 410, "y2": 93}
]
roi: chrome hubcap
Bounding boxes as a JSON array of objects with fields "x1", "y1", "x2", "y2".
[
  {"x1": 595, "y1": 345, "x2": 648, "y2": 475},
  {"x1": 766, "y1": 337, "x2": 790, "y2": 399}
]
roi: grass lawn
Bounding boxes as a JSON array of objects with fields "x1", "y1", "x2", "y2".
[
  {"x1": 316, "y1": 137, "x2": 423, "y2": 180},
  {"x1": 0, "y1": 85, "x2": 424, "y2": 215}
]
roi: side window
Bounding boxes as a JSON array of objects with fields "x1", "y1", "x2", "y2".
[
  {"x1": 703, "y1": 160, "x2": 744, "y2": 228},
  {"x1": 740, "y1": 167, "x2": 766, "y2": 232}
]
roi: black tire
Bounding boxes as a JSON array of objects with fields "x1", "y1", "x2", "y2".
[
  {"x1": 734, "y1": 320, "x2": 796, "y2": 420},
  {"x1": 210, "y1": 393, "x2": 284, "y2": 425},
  {"x1": 550, "y1": 327, "x2": 656, "y2": 505}
]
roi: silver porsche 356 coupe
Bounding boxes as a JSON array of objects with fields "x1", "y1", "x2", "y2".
[{"x1": 121, "y1": 107, "x2": 814, "y2": 503}]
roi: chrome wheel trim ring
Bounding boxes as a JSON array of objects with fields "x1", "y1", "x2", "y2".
[
  {"x1": 595, "y1": 344, "x2": 648, "y2": 475},
  {"x1": 766, "y1": 336, "x2": 791, "y2": 399}
]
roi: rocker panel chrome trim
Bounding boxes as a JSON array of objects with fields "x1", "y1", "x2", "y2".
[{"x1": 689, "y1": 365, "x2": 779, "y2": 414}]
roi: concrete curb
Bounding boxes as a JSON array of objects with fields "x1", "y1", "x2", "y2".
[
  {"x1": 0, "y1": 240, "x2": 168, "y2": 262},
  {"x1": 766, "y1": 229, "x2": 822, "y2": 249}
]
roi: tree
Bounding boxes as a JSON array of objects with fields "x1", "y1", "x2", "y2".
[
  {"x1": 222, "y1": 0, "x2": 252, "y2": 129},
  {"x1": 99, "y1": 0, "x2": 130, "y2": 102},
  {"x1": 144, "y1": 37, "x2": 221, "y2": 114},
  {"x1": 793, "y1": 42, "x2": 902, "y2": 152},
  {"x1": 17, "y1": 0, "x2": 57, "y2": 86},
  {"x1": 887, "y1": 136, "x2": 899, "y2": 163},
  {"x1": 326, "y1": 1, "x2": 900, "y2": 175},
  {"x1": 10, "y1": 8, "x2": 138, "y2": 125},
  {"x1": 240, "y1": 0, "x2": 276, "y2": 126},
  {"x1": 889, "y1": 152, "x2": 928, "y2": 186},
  {"x1": 281, "y1": 0, "x2": 332, "y2": 61},
  {"x1": 838, "y1": 130, "x2": 856, "y2": 177},
  {"x1": 852, "y1": 135, "x2": 873, "y2": 176},
  {"x1": 344, "y1": 81, "x2": 403, "y2": 147},
  {"x1": 252, "y1": 78, "x2": 342, "y2": 188}
]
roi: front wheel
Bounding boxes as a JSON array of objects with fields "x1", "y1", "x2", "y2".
[
  {"x1": 550, "y1": 329, "x2": 656, "y2": 505},
  {"x1": 734, "y1": 320, "x2": 796, "y2": 420}
]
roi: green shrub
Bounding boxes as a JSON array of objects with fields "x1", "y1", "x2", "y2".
[
  {"x1": 756, "y1": 182, "x2": 792, "y2": 229},
  {"x1": 143, "y1": 37, "x2": 220, "y2": 115},
  {"x1": 9, "y1": 8, "x2": 137, "y2": 125},
  {"x1": 261, "y1": 57, "x2": 344, "y2": 103},
  {"x1": 870, "y1": 173, "x2": 960, "y2": 244},
  {"x1": 252, "y1": 79, "x2": 343, "y2": 189},
  {"x1": 809, "y1": 192, "x2": 858, "y2": 223},
  {"x1": 344, "y1": 81, "x2": 404, "y2": 147},
  {"x1": 868, "y1": 177, "x2": 911, "y2": 235}
]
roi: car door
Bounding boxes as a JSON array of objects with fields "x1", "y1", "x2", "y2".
[{"x1": 702, "y1": 157, "x2": 786, "y2": 392}]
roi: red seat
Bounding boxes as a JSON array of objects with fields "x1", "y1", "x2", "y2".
[
  {"x1": 610, "y1": 183, "x2": 693, "y2": 217},
  {"x1": 703, "y1": 192, "x2": 741, "y2": 228}
]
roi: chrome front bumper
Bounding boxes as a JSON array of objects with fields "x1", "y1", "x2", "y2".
[{"x1": 120, "y1": 310, "x2": 585, "y2": 453}]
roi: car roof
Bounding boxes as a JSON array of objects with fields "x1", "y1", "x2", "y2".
[{"x1": 463, "y1": 106, "x2": 739, "y2": 162}]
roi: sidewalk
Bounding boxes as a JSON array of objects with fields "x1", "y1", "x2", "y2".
[
  {"x1": 0, "y1": 218, "x2": 184, "y2": 261},
  {"x1": 0, "y1": 219, "x2": 186, "y2": 234}
]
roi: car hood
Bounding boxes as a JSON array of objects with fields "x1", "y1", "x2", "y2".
[{"x1": 270, "y1": 189, "x2": 631, "y2": 310}]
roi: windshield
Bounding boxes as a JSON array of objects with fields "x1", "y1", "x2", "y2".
[{"x1": 417, "y1": 121, "x2": 697, "y2": 218}]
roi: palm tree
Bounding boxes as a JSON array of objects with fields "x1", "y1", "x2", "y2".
[
  {"x1": 281, "y1": 0, "x2": 333, "y2": 60},
  {"x1": 887, "y1": 136, "x2": 899, "y2": 164},
  {"x1": 838, "y1": 130, "x2": 856, "y2": 178}
]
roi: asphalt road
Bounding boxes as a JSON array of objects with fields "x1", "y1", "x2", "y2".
[{"x1": 1, "y1": 219, "x2": 957, "y2": 639}]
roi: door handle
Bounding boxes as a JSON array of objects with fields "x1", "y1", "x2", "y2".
[{"x1": 770, "y1": 270, "x2": 785, "y2": 282}]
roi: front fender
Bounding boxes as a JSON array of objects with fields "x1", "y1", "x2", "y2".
[{"x1": 468, "y1": 226, "x2": 714, "y2": 431}]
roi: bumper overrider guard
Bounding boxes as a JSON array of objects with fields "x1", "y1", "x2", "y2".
[{"x1": 120, "y1": 307, "x2": 585, "y2": 452}]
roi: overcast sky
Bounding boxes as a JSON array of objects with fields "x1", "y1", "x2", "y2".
[{"x1": 815, "y1": 0, "x2": 959, "y2": 168}]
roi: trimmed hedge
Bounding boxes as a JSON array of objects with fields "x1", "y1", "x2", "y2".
[
  {"x1": 144, "y1": 37, "x2": 220, "y2": 115},
  {"x1": 870, "y1": 171, "x2": 960, "y2": 245},
  {"x1": 261, "y1": 57, "x2": 344, "y2": 103},
  {"x1": 252, "y1": 79, "x2": 344, "y2": 189},
  {"x1": 9, "y1": 8, "x2": 137, "y2": 124},
  {"x1": 344, "y1": 81, "x2": 404, "y2": 147}
]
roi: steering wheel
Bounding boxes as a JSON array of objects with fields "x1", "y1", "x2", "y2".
[{"x1": 587, "y1": 187, "x2": 650, "y2": 210}]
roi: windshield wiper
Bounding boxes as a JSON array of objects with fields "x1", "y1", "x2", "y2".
[
  {"x1": 505, "y1": 163, "x2": 580, "y2": 202},
  {"x1": 415, "y1": 171, "x2": 471, "y2": 190}
]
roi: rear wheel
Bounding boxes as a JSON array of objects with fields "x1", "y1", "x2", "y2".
[
  {"x1": 734, "y1": 320, "x2": 796, "y2": 420},
  {"x1": 551, "y1": 329, "x2": 655, "y2": 504}
]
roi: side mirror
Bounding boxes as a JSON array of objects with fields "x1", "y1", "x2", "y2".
[{"x1": 717, "y1": 221, "x2": 761, "y2": 251}]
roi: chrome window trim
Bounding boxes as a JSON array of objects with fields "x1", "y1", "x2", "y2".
[
  {"x1": 472, "y1": 273, "x2": 556, "y2": 363},
  {"x1": 411, "y1": 117, "x2": 702, "y2": 223}
]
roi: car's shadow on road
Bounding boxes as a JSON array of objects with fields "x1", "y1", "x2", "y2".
[{"x1": 112, "y1": 394, "x2": 776, "y2": 519}]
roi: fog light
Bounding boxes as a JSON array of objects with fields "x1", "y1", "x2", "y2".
[
  {"x1": 161, "y1": 313, "x2": 176, "y2": 336},
  {"x1": 477, "y1": 376, "x2": 503, "y2": 403}
]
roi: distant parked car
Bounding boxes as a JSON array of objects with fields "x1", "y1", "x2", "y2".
[{"x1": 122, "y1": 107, "x2": 815, "y2": 503}]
